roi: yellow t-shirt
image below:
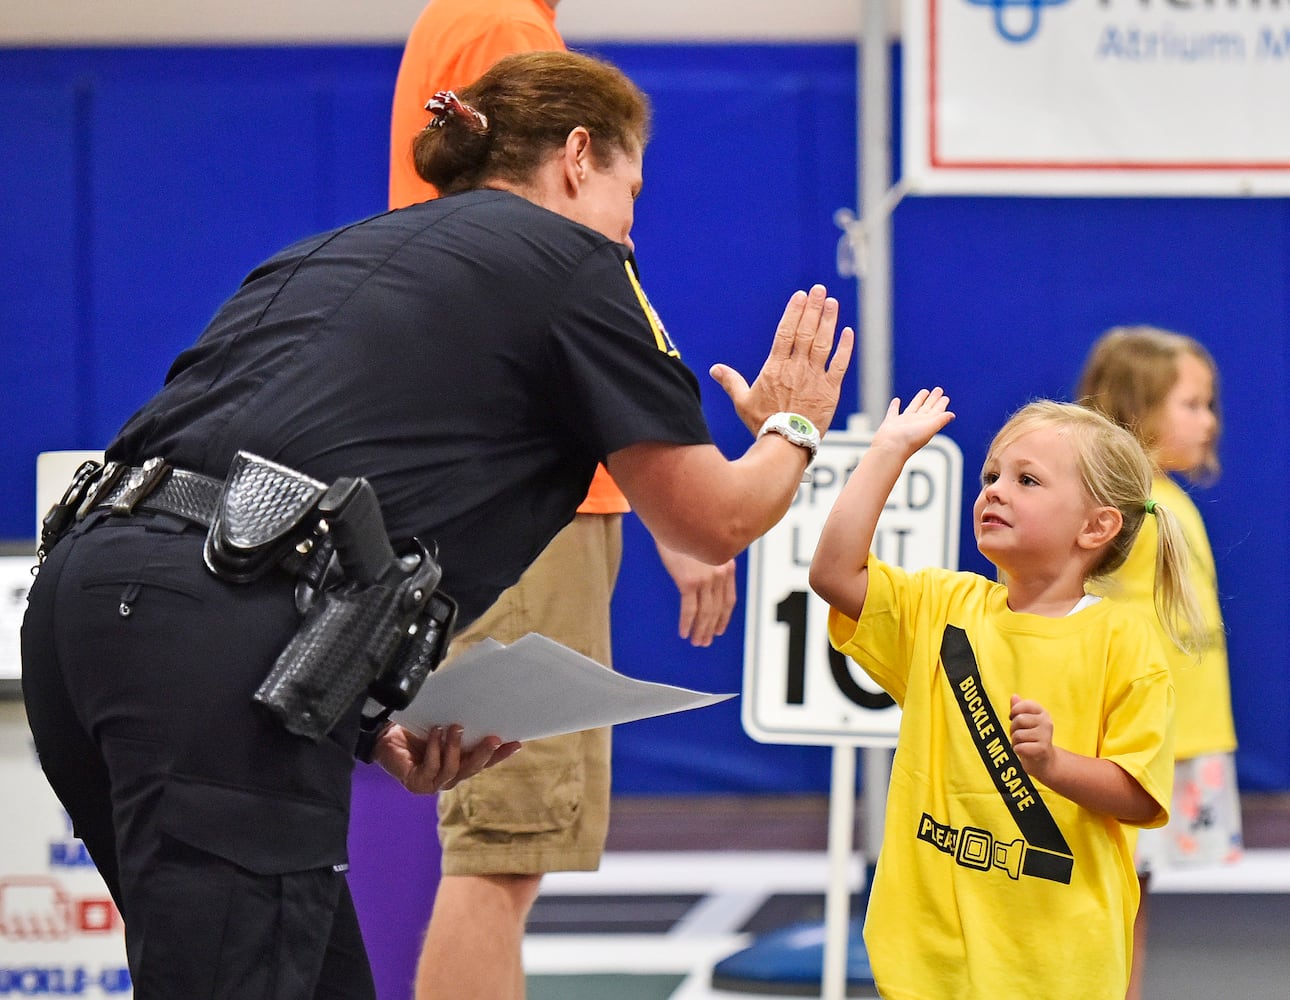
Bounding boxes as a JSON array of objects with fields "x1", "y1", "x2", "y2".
[
  {"x1": 828, "y1": 557, "x2": 1175, "y2": 1000},
  {"x1": 1092, "y1": 474, "x2": 1235, "y2": 759}
]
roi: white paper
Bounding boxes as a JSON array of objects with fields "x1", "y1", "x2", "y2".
[{"x1": 390, "y1": 633, "x2": 734, "y2": 746}]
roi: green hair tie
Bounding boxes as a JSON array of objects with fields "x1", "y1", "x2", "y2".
[{"x1": 1144, "y1": 499, "x2": 1157, "y2": 515}]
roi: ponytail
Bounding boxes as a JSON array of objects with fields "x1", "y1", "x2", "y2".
[{"x1": 1148, "y1": 502, "x2": 1207, "y2": 655}]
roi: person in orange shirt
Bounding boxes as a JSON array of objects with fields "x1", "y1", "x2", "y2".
[
  {"x1": 389, "y1": 4, "x2": 739, "y2": 998},
  {"x1": 389, "y1": 0, "x2": 565, "y2": 208}
]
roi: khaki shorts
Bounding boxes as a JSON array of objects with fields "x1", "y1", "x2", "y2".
[{"x1": 437, "y1": 513, "x2": 622, "y2": 875}]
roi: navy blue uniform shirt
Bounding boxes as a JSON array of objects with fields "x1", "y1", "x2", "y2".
[{"x1": 109, "y1": 190, "x2": 711, "y2": 624}]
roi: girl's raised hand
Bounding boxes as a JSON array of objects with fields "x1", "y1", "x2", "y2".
[{"x1": 871, "y1": 388, "x2": 955, "y2": 458}]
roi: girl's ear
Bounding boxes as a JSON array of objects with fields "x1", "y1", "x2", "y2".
[{"x1": 1078, "y1": 505, "x2": 1123, "y2": 551}]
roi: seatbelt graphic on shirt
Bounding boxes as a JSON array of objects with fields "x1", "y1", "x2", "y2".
[{"x1": 919, "y1": 625, "x2": 1075, "y2": 885}]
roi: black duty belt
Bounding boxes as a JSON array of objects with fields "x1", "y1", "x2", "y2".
[
  {"x1": 89, "y1": 458, "x2": 224, "y2": 527},
  {"x1": 77, "y1": 457, "x2": 335, "y2": 592},
  {"x1": 39, "y1": 457, "x2": 222, "y2": 564},
  {"x1": 39, "y1": 450, "x2": 459, "y2": 757}
]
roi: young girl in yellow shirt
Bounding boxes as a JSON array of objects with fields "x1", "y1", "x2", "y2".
[
  {"x1": 811, "y1": 391, "x2": 1203, "y2": 999},
  {"x1": 1078, "y1": 327, "x2": 1242, "y2": 1000}
]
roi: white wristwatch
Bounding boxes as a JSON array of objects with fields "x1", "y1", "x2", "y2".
[{"x1": 757, "y1": 412, "x2": 821, "y2": 461}]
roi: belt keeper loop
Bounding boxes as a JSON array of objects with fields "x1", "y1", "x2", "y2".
[
  {"x1": 75, "y1": 461, "x2": 125, "y2": 521},
  {"x1": 111, "y1": 457, "x2": 171, "y2": 515}
]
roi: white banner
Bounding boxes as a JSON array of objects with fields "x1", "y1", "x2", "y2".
[
  {"x1": 903, "y1": 0, "x2": 1290, "y2": 195},
  {"x1": 0, "y1": 703, "x2": 131, "y2": 997}
]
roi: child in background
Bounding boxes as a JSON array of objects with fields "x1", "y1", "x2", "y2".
[
  {"x1": 810, "y1": 390, "x2": 1204, "y2": 1000},
  {"x1": 1077, "y1": 327, "x2": 1242, "y2": 1000}
]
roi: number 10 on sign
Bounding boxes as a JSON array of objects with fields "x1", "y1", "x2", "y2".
[{"x1": 741, "y1": 431, "x2": 962, "y2": 748}]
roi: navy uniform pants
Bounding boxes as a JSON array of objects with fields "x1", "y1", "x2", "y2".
[{"x1": 21, "y1": 511, "x2": 376, "y2": 999}]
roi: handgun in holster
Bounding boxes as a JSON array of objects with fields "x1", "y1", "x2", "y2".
[{"x1": 203, "y1": 453, "x2": 457, "y2": 742}]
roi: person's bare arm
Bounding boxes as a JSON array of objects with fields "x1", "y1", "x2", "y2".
[
  {"x1": 609, "y1": 438, "x2": 808, "y2": 564},
  {"x1": 653, "y1": 541, "x2": 737, "y2": 647},
  {"x1": 809, "y1": 389, "x2": 954, "y2": 620},
  {"x1": 1009, "y1": 696, "x2": 1162, "y2": 824}
]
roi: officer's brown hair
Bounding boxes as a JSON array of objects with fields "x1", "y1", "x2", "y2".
[{"x1": 414, "y1": 50, "x2": 651, "y2": 196}]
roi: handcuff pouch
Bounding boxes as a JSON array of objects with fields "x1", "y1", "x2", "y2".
[{"x1": 204, "y1": 452, "x2": 328, "y2": 584}]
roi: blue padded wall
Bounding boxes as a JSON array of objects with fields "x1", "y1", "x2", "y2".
[
  {"x1": 1, "y1": 42, "x2": 1286, "y2": 795},
  {"x1": 591, "y1": 43, "x2": 860, "y2": 794},
  {"x1": 0, "y1": 71, "x2": 83, "y2": 535},
  {"x1": 1, "y1": 47, "x2": 405, "y2": 536}
]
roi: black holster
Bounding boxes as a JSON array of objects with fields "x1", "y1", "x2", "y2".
[
  {"x1": 203, "y1": 452, "x2": 457, "y2": 742},
  {"x1": 252, "y1": 542, "x2": 457, "y2": 741}
]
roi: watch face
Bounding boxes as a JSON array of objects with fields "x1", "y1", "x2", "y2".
[{"x1": 787, "y1": 415, "x2": 815, "y2": 436}]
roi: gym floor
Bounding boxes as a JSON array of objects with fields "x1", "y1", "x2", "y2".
[{"x1": 522, "y1": 794, "x2": 1290, "y2": 999}]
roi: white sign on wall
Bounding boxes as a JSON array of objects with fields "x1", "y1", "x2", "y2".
[
  {"x1": 742, "y1": 429, "x2": 962, "y2": 747},
  {"x1": 0, "y1": 559, "x2": 33, "y2": 683},
  {"x1": 0, "y1": 455, "x2": 131, "y2": 993},
  {"x1": 903, "y1": 0, "x2": 1290, "y2": 195},
  {"x1": 0, "y1": 703, "x2": 131, "y2": 996}
]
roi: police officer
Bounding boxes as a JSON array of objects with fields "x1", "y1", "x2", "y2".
[{"x1": 21, "y1": 50, "x2": 852, "y2": 998}]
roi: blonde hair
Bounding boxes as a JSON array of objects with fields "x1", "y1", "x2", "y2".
[
  {"x1": 987, "y1": 400, "x2": 1205, "y2": 652},
  {"x1": 1076, "y1": 325, "x2": 1221, "y2": 483}
]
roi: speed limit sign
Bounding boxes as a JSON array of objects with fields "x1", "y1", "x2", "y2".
[{"x1": 742, "y1": 427, "x2": 962, "y2": 747}]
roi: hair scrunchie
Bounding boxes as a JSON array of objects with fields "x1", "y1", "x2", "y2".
[{"x1": 424, "y1": 90, "x2": 489, "y2": 133}]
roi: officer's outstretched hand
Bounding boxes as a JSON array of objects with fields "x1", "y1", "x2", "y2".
[
  {"x1": 373, "y1": 722, "x2": 522, "y2": 794},
  {"x1": 709, "y1": 284, "x2": 853, "y2": 438}
]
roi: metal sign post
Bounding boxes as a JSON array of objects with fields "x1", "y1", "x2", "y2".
[
  {"x1": 742, "y1": 425, "x2": 961, "y2": 998},
  {"x1": 739, "y1": 4, "x2": 933, "y2": 994}
]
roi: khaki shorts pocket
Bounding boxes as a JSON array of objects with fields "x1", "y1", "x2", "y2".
[{"x1": 454, "y1": 754, "x2": 585, "y2": 835}]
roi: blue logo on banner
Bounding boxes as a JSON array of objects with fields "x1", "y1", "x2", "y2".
[
  {"x1": 965, "y1": 0, "x2": 1071, "y2": 43},
  {"x1": 0, "y1": 966, "x2": 131, "y2": 994}
]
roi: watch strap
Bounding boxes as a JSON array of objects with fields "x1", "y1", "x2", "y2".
[{"x1": 757, "y1": 412, "x2": 821, "y2": 459}]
